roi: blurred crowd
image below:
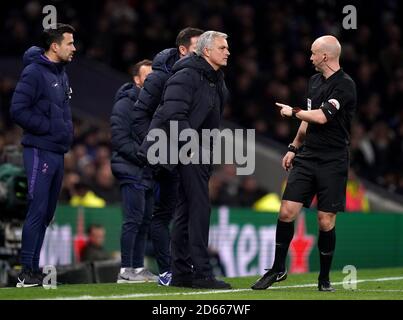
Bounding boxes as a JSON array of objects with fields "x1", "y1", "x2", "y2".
[{"x1": 1, "y1": 0, "x2": 403, "y2": 203}]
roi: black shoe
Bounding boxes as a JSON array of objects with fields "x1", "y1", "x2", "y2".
[
  {"x1": 16, "y1": 270, "x2": 42, "y2": 288},
  {"x1": 318, "y1": 279, "x2": 335, "y2": 292},
  {"x1": 192, "y1": 276, "x2": 232, "y2": 289},
  {"x1": 170, "y1": 276, "x2": 193, "y2": 288},
  {"x1": 251, "y1": 269, "x2": 287, "y2": 290},
  {"x1": 33, "y1": 270, "x2": 45, "y2": 282}
]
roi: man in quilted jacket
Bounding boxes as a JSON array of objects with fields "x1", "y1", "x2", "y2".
[
  {"x1": 138, "y1": 31, "x2": 231, "y2": 289},
  {"x1": 133, "y1": 27, "x2": 203, "y2": 286},
  {"x1": 10, "y1": 23, "x2": 76, "y2": 288}
]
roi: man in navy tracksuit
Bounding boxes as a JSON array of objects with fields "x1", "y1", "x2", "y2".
[
  {"x1": 133, "y1": 27, "x2": 203, "y2": 286},
  {"x1": 138, "y1": 31, "x2": 231, "y2": 289},
  {"x1": 110, "y1": 60, "x2": 158, "y2": 283},
  {"x1": 10, "y1": 24, "x2": 76, "y2": 287}
]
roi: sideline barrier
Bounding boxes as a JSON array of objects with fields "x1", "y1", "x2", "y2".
[{"x1": 41, "y1": 205, "x2": 403, "y2": 277}]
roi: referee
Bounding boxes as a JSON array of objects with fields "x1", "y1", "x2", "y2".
[{"x1": 251, "y1": 35, "x2": 357, "y2": 292}]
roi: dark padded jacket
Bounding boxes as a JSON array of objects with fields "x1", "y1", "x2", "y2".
[
  {"x1": 10, "y1": 46, "x2": 73, "y2": 154},
  {"x1": 110, "y1": 82, "x2": 153, "y2": 187},
  {"x1": 132, "y1": 48, "x2": 180, "y2": 142},
  {"x1": 138, "y1": 53, "x2": 229, "y2": 170}
]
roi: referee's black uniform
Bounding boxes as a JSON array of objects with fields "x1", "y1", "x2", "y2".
[
  {"x1": 251, "y1": 67, "x2": 357, "y2": 292},
  {"x1": 283, "y1": 68, "x2": 357, "y2": 212}
]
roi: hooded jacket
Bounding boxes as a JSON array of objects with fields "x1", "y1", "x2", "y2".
[
  {"x1": 132, "y1": 48, "x2": 180, "y2": 142},
  {"x1": 10, "y1": 46, "x2": 73, "y2": 154},
  {"x1": 110, "y1": 82, "x2": 153, "y2": 186},
  {"x1": 138, "y1": 53, "x2": 229, "y2": 170}
]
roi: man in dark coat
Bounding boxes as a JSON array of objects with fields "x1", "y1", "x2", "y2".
[
  {"x1": 139, "y1": 31, "x2": 231, "y2": 289},
  {"x1": 110, "y1": 59, "x2": 158, "y2": 283},
  {"x1": 133, "y1": 27, "x2": 203, "y2": 286},
  {"x1": 10, "y1": 23, "x2": 76, "y2": 287}
]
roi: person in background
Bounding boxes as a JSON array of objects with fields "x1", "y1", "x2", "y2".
[
  {"x1": 69, "y1": 182, "x2": 106, "y2": 208},
  {"x1": 345, "y1": 168, "x2": 370, "y2": 212},
  {"x1": 110, "y1": 59, "x2": 158, "y2": 283},
  {"x1": 81, "y1": 224, "x2": 111, "y2": 262}
]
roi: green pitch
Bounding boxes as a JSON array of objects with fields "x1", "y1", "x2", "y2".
[{"x1": 1, "y1": 267, "x2": 403, "y2": 300}]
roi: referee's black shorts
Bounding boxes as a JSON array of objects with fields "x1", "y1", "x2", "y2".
[{"x1": 282, "y1": 152, "x2": 349, "y2": 212}]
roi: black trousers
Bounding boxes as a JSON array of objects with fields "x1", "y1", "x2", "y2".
[
  {"x1": 171, "y1": 163, "x2": 213, "y2": 279},
  {"x1": 150, "y1": 169, "x2": 179, "y2": 274}
]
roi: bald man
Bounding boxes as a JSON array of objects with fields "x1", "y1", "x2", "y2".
[{"x1": 251, "y1": 35, "x2": 357, "y2": 292}]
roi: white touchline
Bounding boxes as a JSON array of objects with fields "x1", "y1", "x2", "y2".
[
  {"x1": 355, "y1": 289, "x2": 403, "y2": 292},
  {"x1": 39, "y1": 276, "x2": 403, "y2": 300}
]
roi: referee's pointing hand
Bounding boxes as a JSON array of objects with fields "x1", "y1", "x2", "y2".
[{"x1": 275, "y1": 102, "x2": 292, "y2": 117}]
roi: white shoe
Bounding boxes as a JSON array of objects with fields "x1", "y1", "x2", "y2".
[
  {"x1": 137, "y1": 268, "x2": 158, "y2": 281},
  {"x1": 117, "y1": 268, "x2": 147, "y2": 284}
]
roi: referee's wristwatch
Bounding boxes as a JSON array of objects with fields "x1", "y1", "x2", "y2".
[{"x1": 287, "y1": 144, "x2": 298, "y2": 154}]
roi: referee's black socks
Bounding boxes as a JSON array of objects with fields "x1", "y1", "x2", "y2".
[
  {"x1": 318, "y1": 227, "x2": 336, "y2": 281},
  {"x1": 272, "y1": 219, "x2": 294, "y2": 272}
]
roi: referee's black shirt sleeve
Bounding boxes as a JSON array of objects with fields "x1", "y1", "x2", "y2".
[{"x1": 320, "y1": 80, "x2": 356, "y2": 121}]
